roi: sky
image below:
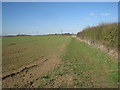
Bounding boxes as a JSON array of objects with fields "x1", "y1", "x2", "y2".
[
  {"x1": 2, "y1": 0, "x2": 120, "y2": 2},
  {"x1": 2, "y1": 2, "x2": 118, "y2": 35},
  {"x1": 0, "y1": 2, "x2": 1, "y2": 35}
]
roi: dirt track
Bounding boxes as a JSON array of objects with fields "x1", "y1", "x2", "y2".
[{"x1": 3, "y1": 52, "x2": 61, "y2": 88}]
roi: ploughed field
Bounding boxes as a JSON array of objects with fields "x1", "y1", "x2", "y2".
[{"x1": 2, "y1": 35, "x2": 118, "y2": 88}]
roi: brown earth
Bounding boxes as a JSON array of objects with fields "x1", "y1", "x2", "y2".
[
  {"x1": 2, "y1": 44, "x2": 66, "y2": 88},
  {"x1": 2, "y1": 55, "x2": 60, "y2": 88}
]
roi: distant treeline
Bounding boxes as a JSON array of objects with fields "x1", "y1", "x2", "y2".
[
  {"x1": 3, "y1": 34, "x2": 32, "y2": 37},
  {"x1": 77, "y1": 23, "x2": 118, "y2": 49},
  {"x1": 3, "y1": 33, "x2": 75, "y2": 37},
  {"x1": 48, "y1": 33, "x2": 74, "y2": 36}
]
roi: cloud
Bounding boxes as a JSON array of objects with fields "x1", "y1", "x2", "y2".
[
  {"x1": 84, "y1": 18, "x2": 90, "y2": 21},
  {"x1": 112, "y1": 18, "x2": 118, "y2": 20},
  {"x1": 89, "y1": 13, "x2": 95, "y2": 16},
  {"x1": 100, "y1": 13, "x2": 110, "y2": 16}
]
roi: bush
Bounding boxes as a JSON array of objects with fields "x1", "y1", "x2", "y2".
[{"x1": 77, "y1": 23, "x2": 118, "y2": 49}]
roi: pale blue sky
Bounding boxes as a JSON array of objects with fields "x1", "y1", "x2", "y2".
[
  {"x1": 2, "y1": 0, "x2": 120, "y2": 2},
  {"x1": 2, "y1": 2, "x2": 118, "y2": 35}
]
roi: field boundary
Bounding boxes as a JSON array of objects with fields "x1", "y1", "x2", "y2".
[{"x1": 76, "y1": 37, "x2": 118, "y2": 59}]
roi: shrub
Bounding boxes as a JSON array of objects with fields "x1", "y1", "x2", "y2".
[{"x1": 77, "y1": 23, "x2": 118, "y2": 49}]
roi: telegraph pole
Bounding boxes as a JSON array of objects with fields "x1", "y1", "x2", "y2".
[
  {"x1": 36, "y1": 31, "x2": 38, "y2": 35},
  {"x1": 61, "y1": 29, "x2": 62, "y2": 35},
  {"x1": 61, "y1": 24, "x2": 63, "y2": 35}
]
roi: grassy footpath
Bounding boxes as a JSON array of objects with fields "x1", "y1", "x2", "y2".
[{"x1": 39, "y1": 37, "x2": 118, "y2": 88}]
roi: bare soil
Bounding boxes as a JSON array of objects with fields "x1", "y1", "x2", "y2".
[{"x1": 2, "y1": 54, "x2": 61, "y2": 88}]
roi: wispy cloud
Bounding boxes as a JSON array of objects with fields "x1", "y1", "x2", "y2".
[
  {"x1": 112, "y1": 18, "x2": 118, "y2": 20},
  {"x1": 100, "y1": 13, "x2": 110, "y2": 16},
  {"x1": 84, "y1": 18, "x2": 90, "y2": 21},
  {"x1": 89, "y1": 13, "x2": 95, "y2": 16}
]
